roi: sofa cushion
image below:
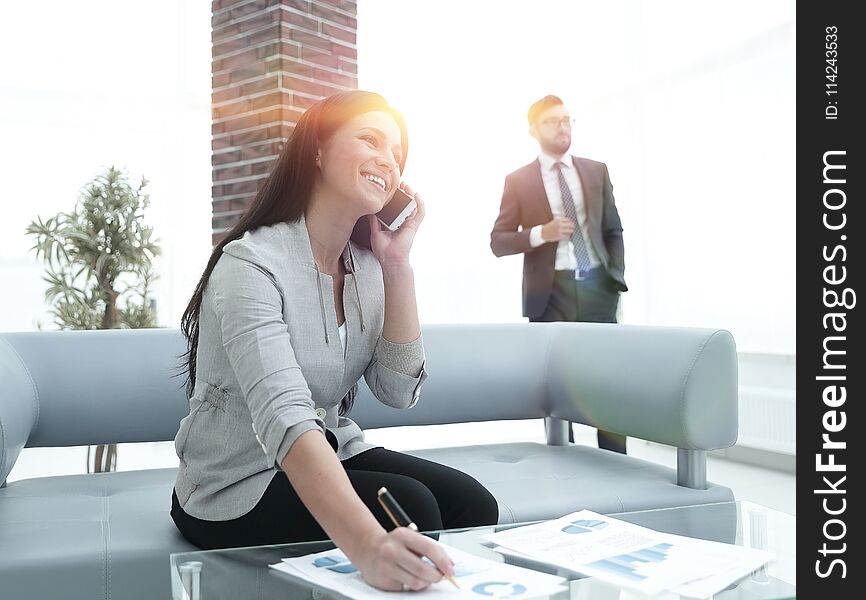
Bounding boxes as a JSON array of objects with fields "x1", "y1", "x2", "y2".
[
  {"x1": 0, "y1": 468, "x2": 194, "y2": 600},
  {"x1": 410, "y1": 443, "x2": 734, "y2": 523},
  {"x1": 0, "y1": 442, "x2": 733, "y2": 600}
]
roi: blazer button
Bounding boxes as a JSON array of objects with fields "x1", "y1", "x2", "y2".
[{"x1": 315, "y1": 408, "x2": 327, "y2": 420}]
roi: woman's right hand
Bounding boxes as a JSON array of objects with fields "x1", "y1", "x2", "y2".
[
  {"x1": 279, "y1": 433, "x2": 453, "y2": 591},
  {"x1": 352, "y1": 527, "x2": 456, "y2": 592}
]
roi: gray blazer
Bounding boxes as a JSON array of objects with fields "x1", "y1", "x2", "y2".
[{"x1": 174, "y1": 217, "x2": 428, "y2": 521}]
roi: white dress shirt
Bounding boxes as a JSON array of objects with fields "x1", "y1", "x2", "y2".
[{"x1": 529, "y1": 153, "x2": 601, "y2": 271}]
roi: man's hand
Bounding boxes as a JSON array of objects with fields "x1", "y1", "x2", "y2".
[{"x1": 541, "y1": 216, "x2": 576, "y2": 242}]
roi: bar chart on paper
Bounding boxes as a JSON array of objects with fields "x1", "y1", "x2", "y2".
[
  {"x1": 589, "y1": 543, "x2": 673, "y2": 581},
  {"x1": 484, "y1": 510, "x2": 774, "y2": 597}
]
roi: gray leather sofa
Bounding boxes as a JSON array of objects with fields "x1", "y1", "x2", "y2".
[{"x1": 0, "y1": 323, "x2": 738, "y2": 600}]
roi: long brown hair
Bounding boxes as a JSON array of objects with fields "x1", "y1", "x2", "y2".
[{"x1": 181, "y1": 91, "x2": 408, "y2": 398}]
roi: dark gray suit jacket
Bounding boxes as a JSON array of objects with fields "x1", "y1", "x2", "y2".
[{"x1": 490, "y1": 156, "x2": 627, "y2": 319}]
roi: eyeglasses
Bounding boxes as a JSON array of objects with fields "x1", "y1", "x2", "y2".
[{"x1": 539, "y1": 117, "x2": 575, "y2": 129}]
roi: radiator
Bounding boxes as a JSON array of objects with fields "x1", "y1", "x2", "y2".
[{"x1": 736, "y1": 355, "x2": 796, "y2": 455}]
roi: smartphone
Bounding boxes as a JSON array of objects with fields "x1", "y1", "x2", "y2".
[{"x1": 375, "y1": 187, "x2": 417, "y2": 231}]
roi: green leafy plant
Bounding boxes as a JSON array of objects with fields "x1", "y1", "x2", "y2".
[
  {"x1": 26, "y1": 166, "x2": 160, "y2": 330},
  {"x1": 26, "y1": 166, "x2": 161, "y2": 472}
]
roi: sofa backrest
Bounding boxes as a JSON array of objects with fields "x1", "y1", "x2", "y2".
[
  {"x1": 0, "y1": 322, "x2": 738, "y2": 484},
  {"x1": 544, "y1": 323, "x2": 738, "y2": 450},
  {"x1": 351, "y1": 324, "x2": 553, "y2": 429},
  {"x1": 350, "y1": 323, "x2": 738, "y2": 452}
]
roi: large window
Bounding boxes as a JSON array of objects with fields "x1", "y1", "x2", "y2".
[{"x1": 358, "y1": 0, "x2": 795, "y2": 354}]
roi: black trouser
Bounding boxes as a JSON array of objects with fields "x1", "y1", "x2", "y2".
[
  {"x1": 530, "y1": 268, "x2": 627, "y2": 454},
  {"x1": 171, "y1": 447, "x2": 499, "y2": 550}
]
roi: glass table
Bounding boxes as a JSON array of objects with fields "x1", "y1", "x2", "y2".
[{"x1": 170, "y1": 500, "x2": 795, "y2": 600}]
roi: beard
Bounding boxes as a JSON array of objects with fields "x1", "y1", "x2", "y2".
[{"x1": 539, "y1": 134, "x2": 571, "y2": 156}]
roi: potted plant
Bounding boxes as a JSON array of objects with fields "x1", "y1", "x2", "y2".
[{"x1": 26, "y1": 166, "x2": 160, "y2": 472}]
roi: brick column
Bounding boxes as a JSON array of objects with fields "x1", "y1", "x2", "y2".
[{"x1": 211, "y1": 0, "x2": 358, "y2": 244}]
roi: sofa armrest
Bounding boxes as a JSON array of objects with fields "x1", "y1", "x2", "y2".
[
  {"x1": 0, "y1": 338, "x2": 39, "y2": 485},
  {"x1": 546, "y1": 323, "x2": 738, "y2": 451}
]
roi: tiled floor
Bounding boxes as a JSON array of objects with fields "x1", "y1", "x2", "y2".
[{"x1": 7, "y1": 419, "x2": 795, "y2": 515}]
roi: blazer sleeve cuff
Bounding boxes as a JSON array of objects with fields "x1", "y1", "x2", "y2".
[
  {"x1": 365, "y1": 334, "x2": 428, "y2": 409},
  {"x1": 371, "y1": 361, "x2": 428, "y2": 409},
  {"x1": 375, "y1": 334, "x2": 425, "y2": 377}
]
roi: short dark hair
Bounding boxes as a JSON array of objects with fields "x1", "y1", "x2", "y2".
[{"x1": 527, "y1": 95, "x2": 564, "y2": 125}]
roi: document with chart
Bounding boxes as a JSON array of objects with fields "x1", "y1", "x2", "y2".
[
  {"x1": 482, "y1": 510, "x2": 772, "y2": 597},
  {"x1": 269, "y1": 544, "x2": 567, "y2": 600}
]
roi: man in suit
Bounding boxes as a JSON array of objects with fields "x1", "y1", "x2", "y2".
[{"x1": 490, "y1": 95, "x2": 628, "y2": 453}]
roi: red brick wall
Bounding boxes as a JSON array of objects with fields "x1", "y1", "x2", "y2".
[{"x1": 211, "y1": 0, "x2": 358, "y2": 243}]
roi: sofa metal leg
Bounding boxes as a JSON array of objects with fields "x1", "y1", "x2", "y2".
[
  {"x1": 677, "y1": 448, "x2": 707, "y2": 489},
  {"x1": 87, "y1": 443, "x2": 118, "y2": 473},
  {"x1": 544, "y1": 417, "x2": 570, "y2": 446}
]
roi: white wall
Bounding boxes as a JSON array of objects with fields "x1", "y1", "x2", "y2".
[
  {"x1": 0, "y1": 0, "x2": 212, "y2": 332},
  {"x1": 357, "y1": 0, "x2": 795, "y2": 354}
]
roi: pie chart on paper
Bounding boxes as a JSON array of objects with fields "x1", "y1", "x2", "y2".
[
  {"x1": 471, "y1": 581, "x2": 528, "y2": 597},
  {"x1": 561, "y1": 519, "x2": 608, "y2": 534}
]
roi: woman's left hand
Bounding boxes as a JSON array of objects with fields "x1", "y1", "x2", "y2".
[{"x1": 368, "y1": 183, "x2": 425, "y2": 268}]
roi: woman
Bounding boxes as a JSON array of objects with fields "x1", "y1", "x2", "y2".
[{"x1": 171, "y1": 90, "x2": 499, "y2": 591}]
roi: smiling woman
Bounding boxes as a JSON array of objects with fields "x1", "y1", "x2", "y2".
[
  {"x1": 314, "y1": 111, "x2": 405, "y2": 215},
  {"x1": 171, "y1": 90, "x2": 499, "y2": 592}
]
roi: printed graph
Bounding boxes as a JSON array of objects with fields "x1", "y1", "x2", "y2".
[
  {"x1": 313, "y1": 555, "x2": 359, "y2": 574},
  {"x1": 589, "y1": 543, "x2": 673, "y2": 581},
  {"x1": 561, "y1": 519, "x2": 608, "y2": 534},
  {"x1": 471, "y1": 581, "x2": 528, "y2": 597}
]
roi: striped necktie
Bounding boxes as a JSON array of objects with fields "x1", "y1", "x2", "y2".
[{"x1": 554, "y1": 161, "x2": 592, "y2": 271}]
